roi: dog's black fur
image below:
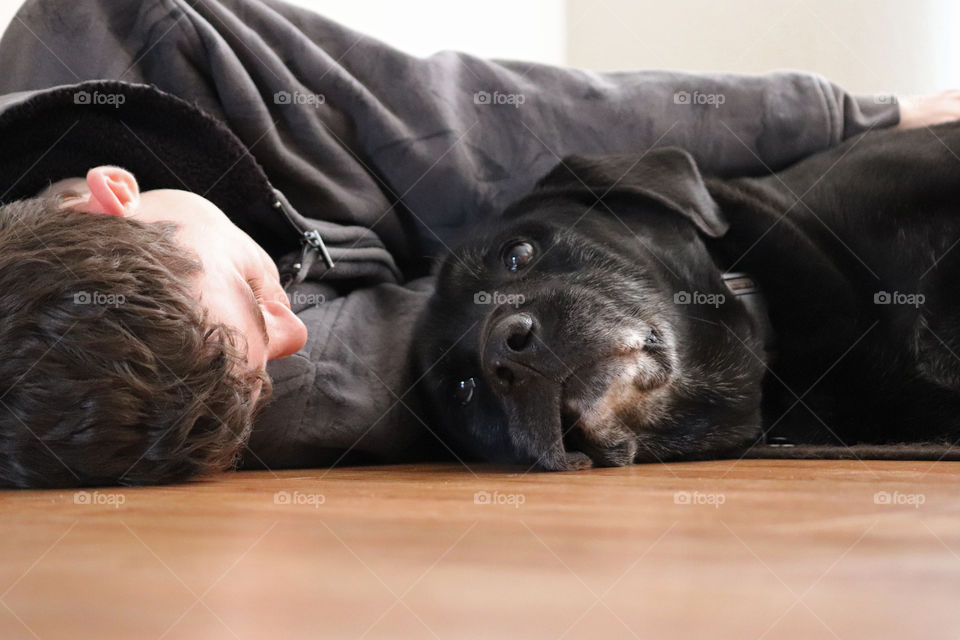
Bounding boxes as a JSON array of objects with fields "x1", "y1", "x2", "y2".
[{"x1": 412, "y1": 122, "x2": 960, "y2": 470}]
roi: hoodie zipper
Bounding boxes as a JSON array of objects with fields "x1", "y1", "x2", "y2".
[{"x1": 270, "y1": 189, "x2": 334, "y2": 287}]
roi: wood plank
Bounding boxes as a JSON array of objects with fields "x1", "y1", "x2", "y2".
[{"x1": 1, "y1": 460, "x2": 957, "y2": 639}]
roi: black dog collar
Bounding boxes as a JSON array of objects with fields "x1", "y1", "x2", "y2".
[{"x1": 722, "y1": 272, "x2": 786, "y2": 446}]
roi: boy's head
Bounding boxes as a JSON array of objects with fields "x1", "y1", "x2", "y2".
[{"x1": 0, "y1": 166, "x2": 308, "y2": 488}]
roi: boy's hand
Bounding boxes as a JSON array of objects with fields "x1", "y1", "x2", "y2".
[{"x1": 897, "y1": 90, "x2": 960, "y2": 129}]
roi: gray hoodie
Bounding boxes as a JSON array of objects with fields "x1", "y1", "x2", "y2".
[{"x1": 0, "y1": 0, "x2": 899, "y2": 469}]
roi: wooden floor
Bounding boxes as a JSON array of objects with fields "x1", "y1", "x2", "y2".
[{"x1": 1, "y1": 460, "x2": 958, "y2": 639}]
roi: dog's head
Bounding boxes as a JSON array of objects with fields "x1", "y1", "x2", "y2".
[{"x1": 414, "y1": 148, "x2": 766, "y2": 470}]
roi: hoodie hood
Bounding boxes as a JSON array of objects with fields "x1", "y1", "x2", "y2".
[
  {"x1": 0, "y1": 81, "x2": 294, "y2": 251},
  {"x1": 0, "y1": 79, "x2": 402, "y2": 286}
]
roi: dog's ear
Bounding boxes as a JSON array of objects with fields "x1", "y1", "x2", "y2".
[{"x1": 535, "y1": 147, "x2": 728, "y2": 238}]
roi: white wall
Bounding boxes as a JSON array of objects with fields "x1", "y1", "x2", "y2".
[
  {"x1": 0, "y1": 0, "x2": 18, "y2": 36},
  {"x1": 0, "y1": 0, "x2": 956, "y2": 94},
  {"x1": 0, "y1": 0, "x2": 567, "y2": 66},
  {"x1": 284, "y1": 0, "x2": 566, "y2": 64},
  {"x1": 565, "y1": 0, "x2": 959, "y2": 94}
]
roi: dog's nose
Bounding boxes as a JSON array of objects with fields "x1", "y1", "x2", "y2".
[{"x1": 484, "y1": 312, "x2": 538, "y2": 388}]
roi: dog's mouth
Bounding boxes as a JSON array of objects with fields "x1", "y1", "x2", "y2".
[{"x1": 541, "y1": 342, "x2": 672, "y2": 470}]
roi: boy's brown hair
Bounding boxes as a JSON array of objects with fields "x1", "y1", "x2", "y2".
[{"x1": 0, "y1": 196, "x2": 269, "y2": 488}]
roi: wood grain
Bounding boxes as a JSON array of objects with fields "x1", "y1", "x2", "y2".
[{"x1": 1, "y1": 460, "x2": 958, "y2": 639}]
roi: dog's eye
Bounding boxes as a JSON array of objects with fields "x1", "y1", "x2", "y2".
[
  {"x1": 502, "y1": 241, "x2": 535, "y2": 271},
  {"x1": 454, "y1": 377, "x2": 476, "y2": 405}
]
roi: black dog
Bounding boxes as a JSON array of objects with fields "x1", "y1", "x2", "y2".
[{"x1": 413, "y1": 122, "x2": 960, "y2": 470}]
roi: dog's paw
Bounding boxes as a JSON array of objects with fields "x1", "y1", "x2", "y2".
[
  {"x1": 539, "y1": 450, "x2": 593, "y2": 471},
  {"x1": 561, "y1": 450, "x2": 594, "y2": 470},
  {"x1": 564, "y1": 426, "x2": 638, "y2": 467},
  {"x1": 590, "y1": 436, "x2": 639, "y2": 467}
]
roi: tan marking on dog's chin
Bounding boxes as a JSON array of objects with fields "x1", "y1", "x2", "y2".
[{"x1": 564, "y1": 355, "x2": 672, "y2": 439}]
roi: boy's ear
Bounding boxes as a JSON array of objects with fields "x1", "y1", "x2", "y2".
[
  {"x1": 84, "y1": 166, "x2": 140, "y2": 216},
  {"x1": 534, "y1": 147, "x2": 728, "y2": 238}
]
